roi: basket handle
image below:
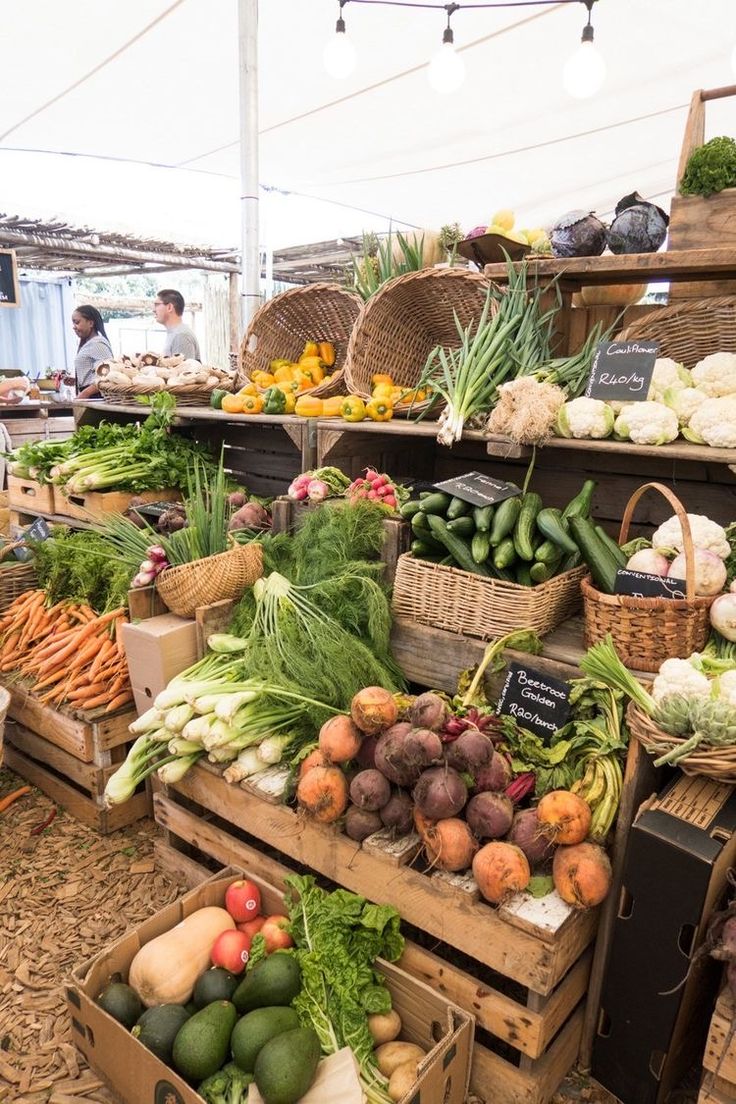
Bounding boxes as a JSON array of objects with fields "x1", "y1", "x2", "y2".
[
  {"x1": 0, "y1": 540, "x2": 26, "y2": 562},
  {"x1": 617, "y1": 482, "x2": 697, "y2": 602},
  {"x1": 676, "y1": 85, "x2": 736, "y2": 187}
]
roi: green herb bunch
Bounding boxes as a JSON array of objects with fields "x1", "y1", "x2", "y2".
[{"x1": 680, "y1": 136, "x2": 736, "y2": 197}]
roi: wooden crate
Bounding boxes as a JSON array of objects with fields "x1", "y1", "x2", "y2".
[
  {"x1": 3, "y1": 681, "x2": 135, "y2": 764},
  {"x1": 7, "y1": 474, "x2": 56, "y2": 515},
  {"x1": 698, "y1": 1073, "x2": 735, "y2": 1104},
  {"x1": 55, "y1": 486, "x2": 180, "y2": 523},
  {"x1": 151, "y1": 761, "x2": 597, "y2": 1104},
  {"x1": 703, "y1": 983, "x2": 736, "y2": 1095}
]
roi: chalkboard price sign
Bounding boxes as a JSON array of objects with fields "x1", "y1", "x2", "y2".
[
  {"x1": 613, "y1": 568, "x2": 687, "y2": 600},
  {"x1": 434, "y1": 471, "x2": 521, "y2": 508},
  {"x1": 496, "y1": 662, "x2": 571, "y2": 739},
  {"x1": 12, "y1": 517, "x2": 51, "y2": 562},
  {"x1": 585, "y1": 340, "x2": 659, "y2": 402},
  {"x1": 0, "y1": 250, "x2": 20, "y2": 309}
]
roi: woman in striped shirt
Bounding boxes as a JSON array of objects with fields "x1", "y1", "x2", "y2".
[{"x1": 72, "y1": 306, "x2": 113, "y2": 398}]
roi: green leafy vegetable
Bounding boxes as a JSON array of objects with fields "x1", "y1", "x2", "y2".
[
  {"x1": 680, "y1": 136, "x2": 736, "y2": 197},
  {"x1": 31, "y1": 528, "x2": 132, "y2": 611}
]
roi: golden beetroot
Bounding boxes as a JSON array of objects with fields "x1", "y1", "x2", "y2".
[
  {"x1": 536, "y1": 790, "x2": 591, "y2": 845},
  {"x1": 553, "y1": 841, "x2": 612, "y2": 908},
  {"x1": 318, "y1": 714, "x2": 363, "y2": 763},
  {"x1": 472, "y1": 841, "x2": 530, "y2": 904},
  {"x1": 296, "y1": 765, "x2": 349, "y2": 823},
  {"x1": 298, "y1": 747, "x2": 327, "y2": 780},
  {"x1": 351, "y1": 686, "x2": 398, "y2": 734},
  {"x1": 423, "y1": 818, "x2": 478, "y2": 872}
]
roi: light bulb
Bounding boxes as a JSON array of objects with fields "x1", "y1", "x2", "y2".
[
  {"x1": 323, "y1": 22, "x2": 357, "y2": 79},
  {"x1": 428, "y1": 41, "x2": 465, "y2": 94},
  {"x1": 563, "y1": 39, "x2": 606, "y2": 99}
]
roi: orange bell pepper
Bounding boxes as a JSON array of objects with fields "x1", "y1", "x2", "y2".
[
  {"x1": 221, "y1": 394, "x2": 245, "y2": 414},
  {"x1": 365, "y1": 397, "x2": 394, "y2": 422},
  {"x1": 276, "y1": 379, "x2": 300, "y2": 395},
  {"x1": 299, "y1": 362, "x2": 325, "y2": 386},
  {"x1": 397, "y1": 387, "x2": 428, "y2": 405},
  {"x1": 341, "y1": 396, "x2": 366, "y2": 422},
  {"x1": 371, "y1": 373, "x2": 394, "y2": 388},
  {"x1": 295, "y1": 395, "x2": 324, "y2": 418},
  {"x1": 302, "y1": 341, "x2": 320, "y2": 358},
  {"x1": 242, "y1": 394, "x2": 264, "y2": 414},
  {"x1": 322, "y1": 396, "x2": 344, "y2": 417},
  {"x1": 318, "y1": 342, "x2": 336, "y2": 367}
]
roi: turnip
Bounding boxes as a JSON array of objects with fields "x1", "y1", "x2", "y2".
[
  {"x1": 465, "y1": 792, "x2": 514, "y2": 840},
  {"x1": 380, "y1": 790, "x2": 414, "y2": 835},
  {"x1": 413, "y1": 765, "x2": 467, "y2": 820},
  {"x1": 228, "y1": 502, "x2": 270, "y2": 532},
  {"x1": 670, "y1": 549, "x2": 727, "y2": 596},
  {"x1": 626, "y1": 549, "x2": 670, "y2": 576},
  {"x1": 410, "y1": 692, "x2": 449, "y2": 732},
  {"x1": 445, "y1": 729, "x2": 494, "y2": 774},
  {"x1": 472, "y1": 751, "x2": 512, "y2": 794},
  {"x1": 374, "y1": 724, "x2": 415, "y2": 786},
  {"x1": 710, "y1": 593, "x2": 736, "y2": 641},
  {"x1": 344, "y1": 805, "x2": 383, "y2": 842},
  {"x1": 508, "y1": 808, "x2": 555, "y2": 866},
  {"x1": 349, "y1": 769, "x2": 391, "y2": 812}
]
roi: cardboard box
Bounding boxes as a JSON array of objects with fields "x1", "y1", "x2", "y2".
[
  {"x1": 592, "y1": 774, "x2": 736, "y2": 1104},
  {"x1": 122, "y1": 614, "x2": 199, "y2": 716},
  {"x1": 66, "y1": 869, "x2": 473, "y2": 1104}
]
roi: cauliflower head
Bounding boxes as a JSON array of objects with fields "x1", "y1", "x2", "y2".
[
  {"x1": 652, "y1": 513, "x2": 730, "y2": 559},
  {"x1": 648, "y1": 358, "x2": 691, "y2": 403},
  {"x1": 691, "y1": 352, "x2": 736, "y2": 398},
  {"x1": 662, "y1": 385, "x2": 707, "y2": 426},
  {"x1": 652, "y1": 657, "x2": 711, "y2": 706},
  {"x1": 555, "y1": 397, "x2": 614, "y2": 439},
  {"x1": 683, "y1": 396, "x2": 736, "y2": 448},
  {"x1": 717, "y1": 669, "x2": 736, "y2": 708},
  {"x1": 613, "y1": 401, "x2": 679, "y2": 445}
]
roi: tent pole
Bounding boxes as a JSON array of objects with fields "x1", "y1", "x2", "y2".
[{"x1": 238, "y1": 0, "x2": 260, "y2": 331}]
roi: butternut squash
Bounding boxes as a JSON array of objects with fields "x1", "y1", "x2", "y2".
[{"x1": 128, "y1": 906, "x2": 235, "y2": 1007}]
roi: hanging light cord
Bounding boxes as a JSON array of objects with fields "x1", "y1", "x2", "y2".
[{"x1": 339, "y1": 1, "x2": 589, "y2": 10}]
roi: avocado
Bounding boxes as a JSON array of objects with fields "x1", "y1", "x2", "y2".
[
  {"x1": 132, "y1": 1004, "x2": 191, "y2": 1062},
  {"x1": 232, "y1": 953, "x2": 302, "y2": 1014},
  {"x1": 193, "y1": 967, "x2": 239, "y2": 1009},
  {"x1": 230, "y1": 1006, "x2": 300, "y2": 1073},
  {"x1": 172, "y1": 1000, "x2": 237, "y2": 1083},
  {"x1": 253, "y1": 1026, "x2": 321, "y2": 1104},
  {"x1": 96, "y1": 982, "x2": 143, "y2": 1030}
]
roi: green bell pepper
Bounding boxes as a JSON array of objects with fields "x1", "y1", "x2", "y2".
[
  {"x1": 210, "y1": 388, "x2": 228, "y2": 410},
  {"x1": 263, "y1": 386, "x2": 287, "y2": 415}
]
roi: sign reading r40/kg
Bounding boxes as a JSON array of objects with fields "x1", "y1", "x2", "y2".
[
  {"x1": 434, "y1": 471, "x2": 521, "y2": 508},
  {"x1": 585, "y1": 340, "x2": 660, "y2": 403},
  {"x1": 496, "y1": 661, "x2": 571, "y2": 740}
]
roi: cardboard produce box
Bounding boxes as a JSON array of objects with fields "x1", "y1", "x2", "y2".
[
  {"x1": 592, "y1": 774, "x2": 736, "y2": 1104},
  {"x1": 66, "y1": 869, "x2": 473, "y2": 1104},
  {"x1": 122, "y1": 614, "x2": 199, "y2": 716}
]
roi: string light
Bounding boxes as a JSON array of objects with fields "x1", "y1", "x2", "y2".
[{"x1": 322, "y1": 1, "x2": 604, "y2": 97}]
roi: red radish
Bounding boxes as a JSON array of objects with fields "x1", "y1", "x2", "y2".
[
  {"x1": 261, "y1": 915, "x2": 293, "y2": 952},
  {"x1": 553, "y1": 842, "x2": 612, "y2": 909},
  {"x1": 296, "y1": 765, "x2": 349, "y2": 823},
  {"x1": 345, "y1": 805, "x2": 383, "y2": 842},
  {"x1": 225, "y1": 879, "x2": 262, "y2": 922},
  {"x1": 384, "y1": 496, "x2": 397, "y2": 508},
  {"x1": 350, "y1": 769, "x2": 391, "y2": 811},
  {"x1": 237, "y1": 915, "x2": 265, "y2": 939},
  {"x1": 508, "y1": 808, "x2": 555, "y2": 866},
  {"x1": 537, "y1": 790, "x2": 591, "y2": 845},
  {"x1": 368, "y1": 490, "x2": 379, "y2": 500},
  {"x1": 365, "y1": 470, "x2": 379, "y2": 482},
  {"x1": 351, "y1": 687, "x2": 398, "y2": 734},
  {"x1": 211, "y1": 929, "x2": 251, "y2": 974},
  {"x1": 423, "y1": 818, "x2": 478, "y2": 872},
  {"x1": 318, "y1": 715, "x2": 363, "y2": 763},
  {"x1": 465, "y1": 792, "x2": 513, "y2": 840},
  {"x1": 473, "y1": 842, "x2": 530, "y2": 904}
]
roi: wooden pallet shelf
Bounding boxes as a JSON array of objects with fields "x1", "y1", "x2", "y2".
[{"x1": 703, "y1": 983, "x2": 736, "y2": 1097}]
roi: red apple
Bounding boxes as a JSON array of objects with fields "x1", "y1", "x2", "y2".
[
  {"x1": 261, "y1": 914, "x2": 293, "y2": 953},
  {"x1": 225, "y1": 879, "x2": 262, "y2": 923},
  {"x1": 211, "y1": 928, "x2": 252, "y2": 974},
  {"x1": 237, "y1": 914, "x2": 265, "y2": 939}
]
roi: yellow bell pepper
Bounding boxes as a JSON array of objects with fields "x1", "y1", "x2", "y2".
[
  {"x1": 269, "y1": 358, "x2": 292, "y2": 372},
  {"x1": 365, "y1": 397, "x2": 394, "y2": 422},
  {"x1": 295, "y1": 372, "x2": 315, "y2": 392},
  {"x1": 299, "y1": 362, "x2": 325, "y2": 386},
  {"x1": 221, "y1": 394, "x2": 245, "y2": 414},
  {"x1": 396, "y1": 387, "x2": 428, "y2": 405},
  {"x1": 322, "y1": 396, "x2": 344, "y2": 417},
  {"x1": 274, "y1": 364, "x2": 296, "y2": 383},
  {"x1": 371, "y1": 373, "x2": 394, "y2": 388},
  {"x1": 252, "y1": 371, "x2": 275, "y2": 388},
  {"x1": 318, "y1": 342, "x2": 336, "y2": 367},
  {"x1": 283, "y1": 392, "x2": 297, "y2": 414},
  {"x1": 295, "y1": 395, "x2": 323, "y2": 418},
  {"x1": 371, "y1": 383, "x2": 395, "y2": 401},
  {"x1": 238, "y1": 382, "x2": 258, "y2": 397},
  {"x1": 341, "y1": 396, "x2": 366, "y2": 422},
  {"x1": 242, "y1": 394, "x2": 264, "y2": 414},
  {"x1": 302, "y1": 341, "x2": 320, "y2": 359},
  {"x1": 276, "y1": 379, "x2": 300, "y2": 395}
]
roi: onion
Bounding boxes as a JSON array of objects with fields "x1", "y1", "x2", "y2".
[
  {"x1": 710, "y1": 593, "x2": 736, "y2": 641},
  {"x1": 413, "y1": 766, "x2": 467, "y2": 820},
  {"x1": 380, "y1": 790, "x2": 414, "y2": 835},
  {"x1": 410, "y1": 692, "x2": 449, "y2": 732},
  {"x1": 508, "y1": 809, "x2": 555, "y2": 866},
  {"x1": 351, "y1": 687, "x2": 398, "y2": 735},
  {"x1": 473, "y1": 842, "x2": 530, "y2": 904},
  {"x1": 553, "y1": 842, "x2": 612, "y2": 909},
  {"x1": 626, "y1": 549, "x2": 670, "y2": 576},
  {"x1": 465, "y1": 792, "x2": 513, "y2": 840},
  {"x1": 537, "y1": 791, "x2": 591, "y2": 845},
  {"x1": 669, "y1": 549, "x2": 726, "y2": 597},
  {"x1": 423, "y1": 818, "x2": 477, "y2": 872}
]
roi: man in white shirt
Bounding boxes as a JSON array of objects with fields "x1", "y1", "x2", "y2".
[{"x1": 154, "y1": 289, "x2": 202, "y2": 361}]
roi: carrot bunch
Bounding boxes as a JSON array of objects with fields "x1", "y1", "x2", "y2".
[{"x1": 0, "y1": 589, "x2": 133, "y2": 714}]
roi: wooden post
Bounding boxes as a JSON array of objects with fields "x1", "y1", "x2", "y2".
[{"x1": 228, "y1": 272, "x2": 241, "y2": 362}]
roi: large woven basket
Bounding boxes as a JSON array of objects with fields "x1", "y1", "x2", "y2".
[
  {"x1": 392, "y1": 554, "x2": 585, "y2": 641},
  {"x1": 99, "y1": 378, "x2": 235, "y2": 407},
  {"x1": 581, "y1": 482, "x2": 713, "y2": 672},
  {"x1": 238, "y1": 283, "x2": 362, "y2": 399},
  {"x1": 345, "y1": 268, "x2": 494, "y2": 416},
  {"x1": 617, "y1": 296, "x2": 736, "y2": 369},
  {"x1": 0, "y1": 540, "x2": 36, "y2": 615},
  {"x1": 626, "y1": 700, "x2": 736, "y2": 784},
  {"x1": 155, "y1": 542, "x2": 263, "y2": 618}
]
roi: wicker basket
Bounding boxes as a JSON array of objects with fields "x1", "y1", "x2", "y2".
[
  {"x1": 345, "y1": 268, "x2": 494, "y2": 416},
  {"x1": 581, "y1": 482, "x2": 713, "y2": 672},
  {"x1": 99, "y1": 378, "x2": 235, "y2": 407},
  {"x1": 626, "y1": 700, "x2": 736, "y2": 784},
  {"x1": 0, "y1": 540, "x2": 36, "y2": 616},
  {"x1": 155, "y1": 542, "x2": 264, "y2": 618},
  {"x1": 617, "y1": 296, "x2": 736, "y2": 369},
  {"x1": 238, "y1": 283, "x2": 362, "y2": 399},
  {"x1": 392, "y1": 554, "x2": 585, "y2": 641}
]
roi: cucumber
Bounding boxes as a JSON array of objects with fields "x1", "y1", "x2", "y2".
[
  {"x1": 400, "y1": 500, "x2": 423, "y2": 520},
  {"x1": 561, "y1": 550, "x2": 583, "y2": 572},
  {"x1": 594, "y1": 525, "x2": 628, "y2": 569},
  {"x1": 561, "y1": 479, "x2": 596, "y2": 522},
  {"x1": 446, "y1": 516, "x2": 476, "y2": 538},
  {"x1": 513, "y1": 493, "x2": 543, "y2": 561},
  {"x1": 515, "y1": 564, "x2": 533, "y2": 587},
  {"x1": 419, "y1": 492, "x2": 452, "y2": 515},
  {"x1": 473, "y1": 505, "x2": 494, "y2": 532},
  {"x1": 471, "y1": 531, "x2": 492, "y2": 565},
  {"x1": 536, "y1": 508, "x2": 579, "y2": 555},
  {"x1": 426, "y1": 515, "x2": 490, "y2": 576},
  {"x1": 535, "y1": 539, "x2": 562, "y2": 566},
  {"x1": 568, "y1": 516, "x2": 619, "y2": 594},
  {"x1": 411, "y1": 512, "x2": 440, "y2": 541},
  {"x1": 530, "y1": 561, "x2": 553, "y2": 583},
  {"x1": 493, "y1": 537, "x2": 517, "y2": 570},
  {"x1": 411, "y1": 540, "x2": 444, "y2": 560},
  {"x1": 446, "y1": 495, "x2": 472, "y2": 520},
  {"x1": 490, "y1": 496, "x2": 522, "y2": 545}
]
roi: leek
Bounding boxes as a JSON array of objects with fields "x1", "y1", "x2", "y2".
[
  {"x1": 223, "y1": 747, "x2": 267, "y2": 783},
  {"x1": 157, "y1": 753, "x2": 203, "y2": 784}
]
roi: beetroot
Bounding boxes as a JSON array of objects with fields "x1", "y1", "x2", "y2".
[
  {"x1": 472, "y1": 751, "x2": 512, "y2": 794},
  {"x1": 413, "y1": 765, "x2": 468, "y2": 820},
  {"x1": 374, "y1": 723, "x2": 414, "y2": 786},
  {"x1": 508, "y1": 808, "x2": 556, "y2": 866},
  {"x1": 403, "y1": 728, "x2": 443, "y2": 775},
  {"x1": 466, "y1": 792, "x2": 514, "y2": 840},
  {"x1": 356, "y1": 733, "x2": 380, "y2": 770},
  {"x1": 410, "y1": 692, "x2": 449, "y2": 732},
  {"x1": 228, "y1": 502, "x2": 270, "y2": 531},
  {"x1": 445, "y1": 729, "x2": 494, "y2": 774},
  {"x1": 344, "y1": 805, "x2": 383, "y2": 842},
  {"x1": 349, "y1": 769, "x2": 391, "y2": 812},
  {"x1": 380, "y1": 790, "x2": 414, "y2": 835}
]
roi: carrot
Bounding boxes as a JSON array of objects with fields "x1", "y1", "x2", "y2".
[
  {"x1": 33, "y1": 668, "x2": 70, "y2": 691},
  {"x1": 0, "y1": 786, "x2": 31, "y2": 814},
  {"x1": 105, "y1": 691, "x2": 133, "y2": 713},
  {"x1": 77, "y1": 691, "x2": 114, "y2": 711},
  {"x1": 88, "y1": 639, "x2": 115, "y2": 683},
  {"x1": 68, "y1": 682, "x2": 108, "y2": 702},
  {"x1": 69, "y1": 638, "x2": 105, "y2": 671}
]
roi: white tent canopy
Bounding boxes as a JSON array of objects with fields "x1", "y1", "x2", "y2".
[{"x1": 1, "y1": 0, "x2": 734, "y2": 251}]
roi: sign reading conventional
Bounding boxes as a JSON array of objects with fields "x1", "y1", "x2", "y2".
[
  {"x1": 585, "y1": 340, "x2": 659, "y2": 402},
  {"x1": 0, "y1": 250, "x2": 20, "y2": 309},
  {"x1": 613, "y1": 568, "x2": 687, "y2": 600},
  {"x1": 496, "y1": 661, "x2": 571, "y2": 739},
  {"x1": 434, "y1": 471, "x2": 521, "y2": 508}
]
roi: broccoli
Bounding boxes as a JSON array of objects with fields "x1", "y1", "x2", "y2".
[
  {"x1": 680, "y1": 135, "x2": 736, "y2": 197},
  {"x1": 198, "y1": 1063, "x2": 253, "y2": 1104}
]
